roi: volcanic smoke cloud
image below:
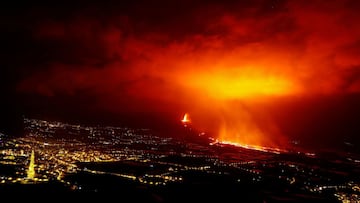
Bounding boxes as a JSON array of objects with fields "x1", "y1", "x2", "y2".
[{"x1": 17, "y1": 0, "x2": 360, "y2": 148}]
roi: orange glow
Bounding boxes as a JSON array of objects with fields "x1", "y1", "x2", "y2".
[
  {"x1": 212, "y1": 103, "x2": 288, "y2": 150},
  {"x1": 176, "y1": 69, "x2": 295, "y2": 149},
  {"x1": 18, "y1": 1, "x2": 360, "y2": 151},
  {"x1": 181, "y1": 113, "x2": 190, "y2": 124},
  {"x1": 181, "y1": 69, "x2": 300, "y2": 100}
]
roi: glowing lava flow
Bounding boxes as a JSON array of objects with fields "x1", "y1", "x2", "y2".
[{"x1": 212, "y1": 140, "x2": 287, "y2": 154}]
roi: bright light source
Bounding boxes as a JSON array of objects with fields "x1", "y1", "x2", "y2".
[{"x1": 181, "y1": 113, "x2": 190, "y2": 124}]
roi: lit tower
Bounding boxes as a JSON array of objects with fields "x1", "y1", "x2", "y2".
[{"x1": 27, "y1": 150, "x2": 35, "y2": 179}]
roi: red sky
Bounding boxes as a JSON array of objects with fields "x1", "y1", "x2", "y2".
[{"x1": 3, "y1": 0, "x2": 360, "y2": 149}]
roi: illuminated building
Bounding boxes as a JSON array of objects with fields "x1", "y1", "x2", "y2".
[{"x1": 27, "y1": 150, "x2": 35, "y2": 179}]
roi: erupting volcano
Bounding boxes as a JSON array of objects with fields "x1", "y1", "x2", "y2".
[
  {"x1": 181, "y1": 113, "x2": 190, "y2": 124},
  {"x1": 8, "y1": 0, "x2": 360, "y2": 151}
]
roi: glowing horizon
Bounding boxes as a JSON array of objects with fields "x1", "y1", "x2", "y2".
[{"x1": 180, "y1": 69, "x2": 301, "y2": 100}]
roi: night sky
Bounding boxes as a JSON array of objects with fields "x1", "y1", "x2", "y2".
[{"x1": 1, "y1": 0, "x2": 360, "y2": 150}]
